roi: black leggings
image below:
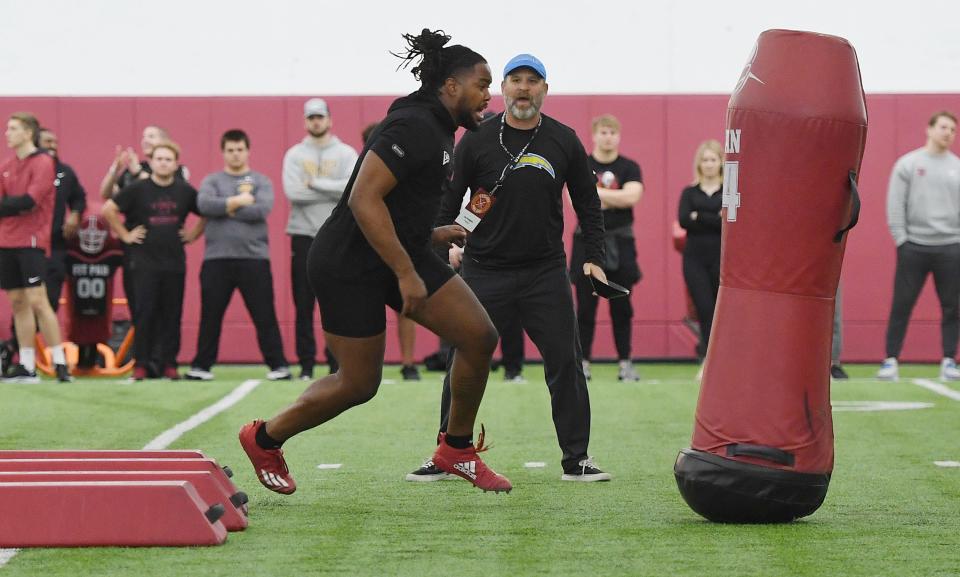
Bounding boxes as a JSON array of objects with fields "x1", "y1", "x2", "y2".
[{"x1": 682, "y1": 238, "x2": 721, "y2": 359}]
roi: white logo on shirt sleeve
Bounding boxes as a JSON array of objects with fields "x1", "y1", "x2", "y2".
[{"x1": 391, "y1": 144, "x2": 405, "y2": 158}]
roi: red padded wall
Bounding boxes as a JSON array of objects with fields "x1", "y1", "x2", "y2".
[{"x1": 0, "y1": 94, "x2": 957, "y2": 364}]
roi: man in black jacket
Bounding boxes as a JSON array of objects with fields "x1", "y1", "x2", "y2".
[
  {"x1": 38, "y1": 128, "x2": 87, "y2": 310},
  {"x1": 407, "y1": 54, "x2": 612, "y2": 483}
]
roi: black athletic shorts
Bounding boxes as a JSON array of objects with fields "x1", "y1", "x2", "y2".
[
  {"x1": 0, "y1": 248, "x2": 47, "y2": 290},
  {"x1": 308, "y1": 245, "x2": 456, "y2": 338}
]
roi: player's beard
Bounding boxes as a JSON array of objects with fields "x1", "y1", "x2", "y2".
[
  {"x1": 308, "y1": 127, "x2": 329, "y2": 138},
  {"x1": 457, "y1": 106, "x2": 480, "y2": 131}
]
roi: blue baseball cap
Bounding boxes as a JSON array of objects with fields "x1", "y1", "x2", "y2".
[{"x1": 503, "y1": 54, "x2": 547, "y2": 80}]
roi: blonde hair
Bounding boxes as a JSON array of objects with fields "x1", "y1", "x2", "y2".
[
  {"x1": 8, "y1": 112, "x2": 40, "y2": 146},
  {"x1": 591, "y1": 114, "x2": 621, "y2": 133},
  {"x1": 692, "y1": 139, "x2": 724, "y2": 185},
  {"x1": 150, "y1": 140, "x2": 180, "y2": 160}
]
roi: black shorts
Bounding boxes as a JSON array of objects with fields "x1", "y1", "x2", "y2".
[
  {"x1": 309, "y1": 247, "x2": 455, "y2": 338},
  {"x1": 0, "y1": 248, "x2": 47, "y2": 290}
]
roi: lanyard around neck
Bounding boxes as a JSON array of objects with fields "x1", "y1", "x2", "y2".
[{"x1": 488, "y1": 113, "x2": 542, "y2": 196}]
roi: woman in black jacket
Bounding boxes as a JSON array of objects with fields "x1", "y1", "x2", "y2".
[{"x1": 678, "y1": 140, "x2": 724, "y2": 368}]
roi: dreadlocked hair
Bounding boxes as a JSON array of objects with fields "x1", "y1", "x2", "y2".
[{"x1": 392, "y1": 29, "x2": 486, "y2": 94}]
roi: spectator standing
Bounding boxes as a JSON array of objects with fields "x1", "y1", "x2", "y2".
[
  {"x1": 678, "y1": 140, "x2": 724, "y2": 377},
  {"x1": 102, "y1": 142, "x2": 205, "y2": 381},
  {"x1": 100, "y1": 125, "x2": 188, "y2": 376},
  {"x1": 0, "y1": 113, "x2": 71, "y2": 382},
  {"x1": 878, "y1": 110, "x2": 960, "y2": 381},
  {"x1": 283, "y1": 99, "x2": 358, "y2": 380},
  {"x1": 572, "y1": 114, "x2": 644, "y2": 381},
  {"x1": 38, "y1": 127, "x2": 86, "y2": 310},
  {"x1": 185, "y1": 130, "x2": 290, "y2": 381}
]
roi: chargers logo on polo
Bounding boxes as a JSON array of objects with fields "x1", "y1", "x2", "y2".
[{"x1": 514, "y1": 153, "x2": 556, "y2": 179}]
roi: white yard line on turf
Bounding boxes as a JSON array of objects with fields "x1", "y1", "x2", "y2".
[
  {"x1": 143, "y1": 379, "x2": 262, "y2": 450},
  {"x1": 0, "y1": 378, "x2": 262, "y2": 569},
  {"x1": 911, "y1": 378, "x2": 960, "y2": 402},
  {"x1": 0, "y1": 551, "x2": 16, "y2": 568}
]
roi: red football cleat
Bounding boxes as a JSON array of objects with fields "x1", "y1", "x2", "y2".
[
  {"x1": 432, "y1": 426, "x2": 512, "y2": 494},
  {"x1": 238, "y1": 420, "x2": 297, "y2": 495},
  {"x1": 131, "y1": 366, "x2": 148, "y2": 381},
  {"x1": 163, "y1": 366, "x2": 180, "y2": 380}
]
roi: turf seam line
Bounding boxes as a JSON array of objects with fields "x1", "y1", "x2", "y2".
[
  {"x1": 0, "y1": 378, "x2": 262, "y2": 568},
  {"x1": 911, "y1": 378, "x2": 960, "y2": 402}
]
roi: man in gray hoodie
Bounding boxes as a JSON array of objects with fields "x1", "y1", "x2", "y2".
[
  {"x1": 283, "y1": 98, "x2": 358, "y2": 380},
  {"x1": 185, "y1": 129, "x2": 290, "y2": 381}
]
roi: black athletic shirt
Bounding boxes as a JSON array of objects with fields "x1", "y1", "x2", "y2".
[
  {"x1": 50, "y1": 160, "x2": 88, "y2": 251},
  {"x1": 312, "y1": 92, "x2": 456, "y2": 277},
  {"x1": 437, "y1": 113, "x2": 604, "y2": 268},
  {"x1": 590, "y1": 155, "x2": 642, "y2": 230},
  {"x1": 113, "y1": 178, "x2": 200, "y2": 273},
  {"x1": 678, "y1": 184, "x2": 723, "y2": 246}
]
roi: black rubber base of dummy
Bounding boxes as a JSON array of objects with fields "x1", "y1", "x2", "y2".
[{"x1": 674, "y1": 448, "x2": 830, "y2": 523}]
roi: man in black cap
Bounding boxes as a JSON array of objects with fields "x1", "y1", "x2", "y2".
[{"x1": 407, "y1": 53, "x2": 612, "y2": 483}]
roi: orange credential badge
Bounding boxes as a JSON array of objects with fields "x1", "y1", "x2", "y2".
[
  {"x1": 468, "y1": 189, "x2": 495, "y2": 217},
  {"x1": 455, "y1": 187, "x2": 496, "y2": 232}
]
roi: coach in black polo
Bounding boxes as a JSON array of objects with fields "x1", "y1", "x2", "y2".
[{"x1": 408, "y1": 54, "x2": 612, "y2": 482}]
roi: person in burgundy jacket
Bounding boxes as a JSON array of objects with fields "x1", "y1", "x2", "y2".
[{"x1": 0, "y1": 112, "x2": 70, "y2": 382}]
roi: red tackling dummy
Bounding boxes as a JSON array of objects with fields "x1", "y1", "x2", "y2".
[{"x1": 674, "y1": 29, "x2": 867, "y2": 523}]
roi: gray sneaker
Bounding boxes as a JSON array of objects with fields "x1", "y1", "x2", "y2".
[
  {"x1": 404, "y1": 459, "x2": 453, "y2": 482},
  {"x1": 561, "y1": 457, "x2": 612, "y2": 482}
]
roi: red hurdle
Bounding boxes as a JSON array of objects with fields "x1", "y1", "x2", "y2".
[
  {"x1": 0, "y1": 471, "x2": 247, "y2": 531},
  {"x1": 0, "y1": 481, "x2": 227, "y2": 547}
]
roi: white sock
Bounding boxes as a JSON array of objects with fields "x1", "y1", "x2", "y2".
[
  {"x1": 52, "y1": 344, "x2": 66, "y2": 366},
  {"x1": 19, "y1": 347, "x2": 35, "y2": 372}
]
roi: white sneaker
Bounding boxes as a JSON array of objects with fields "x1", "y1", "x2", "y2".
[
  {"x1": 877, "y1": 357, "x2": 899, "y2": 381},
  {"x1": 940, "y1": 358, "x2": 960, "y2": 381},
  {"x1": 184, "y1": 368, "x2": 214, "y2": 381},
  {"x1": 266, "y1": 367, "x2": 292, "y2": 381},
  {"x1": 618, "y1": 360, "x2": 640, "y2": 382},
  {"x1": 581, "y1": 360, "x2": 591, "y2": 381}
]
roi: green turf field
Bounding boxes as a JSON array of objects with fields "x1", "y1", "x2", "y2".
[{"x1": 1, "y1": 363, "x2": 958, "y2": 577}]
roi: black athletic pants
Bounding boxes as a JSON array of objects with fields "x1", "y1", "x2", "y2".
[
  {"x1": 291, "y1": 235, "x2": 336, "y2": 373},
  {"x1": 682, "y1": 237, "x2": 721, "y2": 359},
  {"x1": 885, "y1": 241, "x2": 960, "y2": 359},
  {"x1": 571, "y1": 232, "x2": 640, "y2": 362},
  {"x1": 438, "y1": 258, "x2": 591, "y2": 471},
  {"x1": 573, "y1": 273, "x2": 635, "y2": 361},
  {"x1": 133, "y1": 268, "x2": 185, "y2": 370},
  {"x1": 499, "y1": 315, "x2": 525, "y2": 374},
  {"x1": 45, "y1": 248, "x2": 66, "y2": 312},
  {"x1": 191, "y1": 259, "x2": 287, "y2": 371}
]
